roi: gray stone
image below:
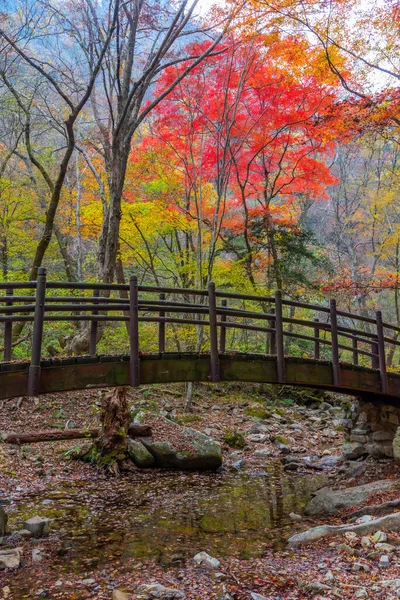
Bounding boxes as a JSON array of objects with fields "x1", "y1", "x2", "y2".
[
  {"x1": 193, "y1": 551, "x2": 220, "y2": 569},
  {"x1": 394, "y1": 427, "x2": 400, "y2": 465},
  {"x1": 0, "y1": 548, "x2": 20, "y2": 569},
  {"x1": 136, "y1": 583, "x2": 184, "y2": 599},
  {"x1": 289, "y1": 512, "x2": 302, "y2": 522},
  {"x1": 127, "y1": 439, "x2": 155, "y2": 468},
  {"x1": 82, "y1": 578, "x2": 96, "y2": 585},
  {"x1": 325, "y1": 570, "x2": 336, "y2": 583},
  {"x1": 350, "y1": 434, "x2": 369, "y2": 443},
  {"x1": 247, "y1": 434, "x2": 267, "y2": 443},
  {"x1": 32, "y1": 548, "x2": 44, "y2": 563},
  {"x1": 135, "y1": 412, "x2": 222, "y2": 470},
  {"x1": 305, "y1": 479, "x2": 400, "y2": 516},
  {"x1": 250, "y1": 594, "x2": 268, "y2": 600},
  {"x1": 309, "y1": 582, "x2": 330, "y2": 592},
  {"x1": 23, "y1": 516, "x2": 50, "y2": 537},
  {"x1": 380, "y1": 555, "x2": 390, "y2": 568},
  {"x1": 365, "y1": 443, "x2": 387, "y2": 458},
  {"x1": 343, "y1": 442, "x2": 365, "y2": 460},
  {"x1": 17, "y1": 529, "x2": 33, "y2": 539}
]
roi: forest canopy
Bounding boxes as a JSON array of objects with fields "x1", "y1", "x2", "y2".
[{"x1": 0, "y1": 0, "x2": 399, "y2": 339}]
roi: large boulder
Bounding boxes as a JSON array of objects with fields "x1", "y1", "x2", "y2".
[
  {"x1": 23, "y1": 516, "x2": 50, "y2": 537},
  {"x1": 305, "y1": 479, "x2": 400, "y2": 516},
  {"x1": 134, "y1": 412, "x2": 222, "y2": 470},
  {"x1": 127, "y1": 439, "x2": 155, "y2": 468}
]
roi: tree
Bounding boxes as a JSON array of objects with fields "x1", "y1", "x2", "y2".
[{"x1": 0, "y1": 0, "x2": 120, "y2": 281}]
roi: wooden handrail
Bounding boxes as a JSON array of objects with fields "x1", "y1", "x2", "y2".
[{"x1": 0, "y1": 279, "x2": 398, "y2": 396}]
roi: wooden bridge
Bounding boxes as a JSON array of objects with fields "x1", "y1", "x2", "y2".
[{"x1": 1, "y1": 268, "x2": 400, "y2": 402}]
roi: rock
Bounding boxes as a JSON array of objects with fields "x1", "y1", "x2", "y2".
[
  {"x1": 325, "y1": 570, "x2": 335, "y2": 583},
  {"x1": 289, "y1": 512, "x2": 302, "y2": 522},
  {"x1": 127, "y1": 439, "x2": 155, "y2": 468},
  {"x1": 283, "y1": 461, "x2": 304, "y2": 471},
  {"x1": 32, "y1": 548, "x2": 44, "y2": 563},
  {"x1": 343, "y1": 461, "x2": 367, "y2": 479},
  {"x1": 394, "y1": 428, "x2": 400, "y2": 464},
  {"x1": 16, "y1": 529, "x2": 33, "y2": 539},
  {"x1": 308, "y1": 582, "x2": 330, "y2": 592},
  {"x1": 305, "y1": 480, "x2": 400, "y2": 516},
  {"x1": 380, "y1": 555, "x2": 390, "y2": 568},
  {"x1": 134, "y1": 412, "x2": 222, "y2": 470},
  {"x1": 254, "y1": 448, "x2": 271, "y2": 456},
  {"x1": 344, "y1": 531, "x2": 358, "y2": 541},
  {"x1": 23, "y1": 516, "x2": 50, "y2": 537},
  {"x1": 232, "y1": 460, "x2": 245, "y2": 470},
  {"x1": 82, "y1": 578, "x2": 96, "y2": 585},
  {"x1": 375, "y1": 542, "x2": 397, "y2": 552},
  {"x1": 112, "y1": 592, "x2": 129, "y2": 600},
  {"x1": 250, "y1": 593, "x2": 268, "y2": 600},
  {"x1": 288, "y1": 511, "x2": 400, "y2": 548},
  {"x1": 0, "y1": 508, "x2": 7, "y2": 537},
  {"x1": 372, "y1": 531, "x2": 387, "y2": 543},
  {"x1": 247, "y1": 434, "x2": 268, "y2": 443},
  {"x1": 136, "y1": 583, "x2": 184, "y2": 599},
  {"x1": 337, "y1": 543, "x2": 362, "y2": 557},
  {"x1": 343, "y1": 442, "x2": 365, "y2": 459},
  {"x1": 277, "y1": 442, "x2": 291, "y2": 454},
  {"x1": 193, "y1": 551, "x2": 220, "y2": 569},
  {"x1": 355, "y1": 589, "x2": 368, "y2": 599},
  {"x1": 361, "y1": 536, "x2": 371, "y2": 548},
  {"x1": 0, "y1": 548, "x2": 21, "y2": 569},
  {"x1": 351, "y1": 562, "x2": 370, "y2": 573}
]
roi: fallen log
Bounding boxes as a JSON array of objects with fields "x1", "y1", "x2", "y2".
[
  {"x1": 2, "y1": 424, "x2": 152, "y2": 445},
  {"x1": 288, "y1": 511, "x2": 400, "y2": 548}
]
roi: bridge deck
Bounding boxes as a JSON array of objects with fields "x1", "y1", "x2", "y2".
[{"x1": 1, "y1": 353, "x2": 400, "y2": 403}]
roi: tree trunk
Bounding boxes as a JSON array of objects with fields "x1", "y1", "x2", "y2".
[{"x1": 95, "y1": 387, "x2": 130, "y2": 471}]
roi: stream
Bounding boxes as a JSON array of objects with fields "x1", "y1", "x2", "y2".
[{"x1": 8, "y1": 461, "x2": 327, "y2": 579}]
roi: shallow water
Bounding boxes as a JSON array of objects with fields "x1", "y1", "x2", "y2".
[{"x1": 9, "y1": 462, "x2": 327, "y2": 574}]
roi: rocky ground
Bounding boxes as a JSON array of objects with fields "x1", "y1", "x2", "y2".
[{"x1": 1, "y1": 383, "x2": 400, "y2": 599}]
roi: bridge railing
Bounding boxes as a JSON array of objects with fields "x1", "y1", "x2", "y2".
[{"x1": 1, "y1": 267, "x2": 400, "y2": 396}]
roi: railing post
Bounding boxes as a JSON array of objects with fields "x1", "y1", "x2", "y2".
[
  {"x1": 159, "y1": 292, "x2": 165, "y2": 353},
  {"x1": 129, "y1": 275, "x2": 140, "y2": 387},
  {"x1": 219, "y1": 299, "x2": 227, "y2": 353},
  {"x1": 274, "y1": 291, "x2": 284, "y2": 383},
  {"x1": 27, "y1": 267, "x2": 47, "y2": 397},
  {"x1": 314, "y1": 317, "x2": 320, "y2": 360},
  {"x1": 208, "y1": 282, "x2": 220, "y2": 382},
  {"x1": 376, "y1": 310, "x2": 388, "y2": 394},
  {"x1": 352, "y1": 337, "x2": 359, "y2": 366},
  {"x1": 3, "y1": 287, "x2": 13, "y2": 361},
  {"x1": 371, "y1": 340, "x2": 379, "y2": 369},
  {"x1": 330, "y1": 298, "x2": 340, "y2": 386},
  {"x1": 268, "y1": 307, "x2": 276, "y2": 355},
  {"x1": 89, "y1": 289, "x2": 99, "y2": 356}
]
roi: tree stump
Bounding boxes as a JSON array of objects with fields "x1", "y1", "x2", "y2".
[{"x1": 94, "y1": 387, "x2": 130, "y2": 473}]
